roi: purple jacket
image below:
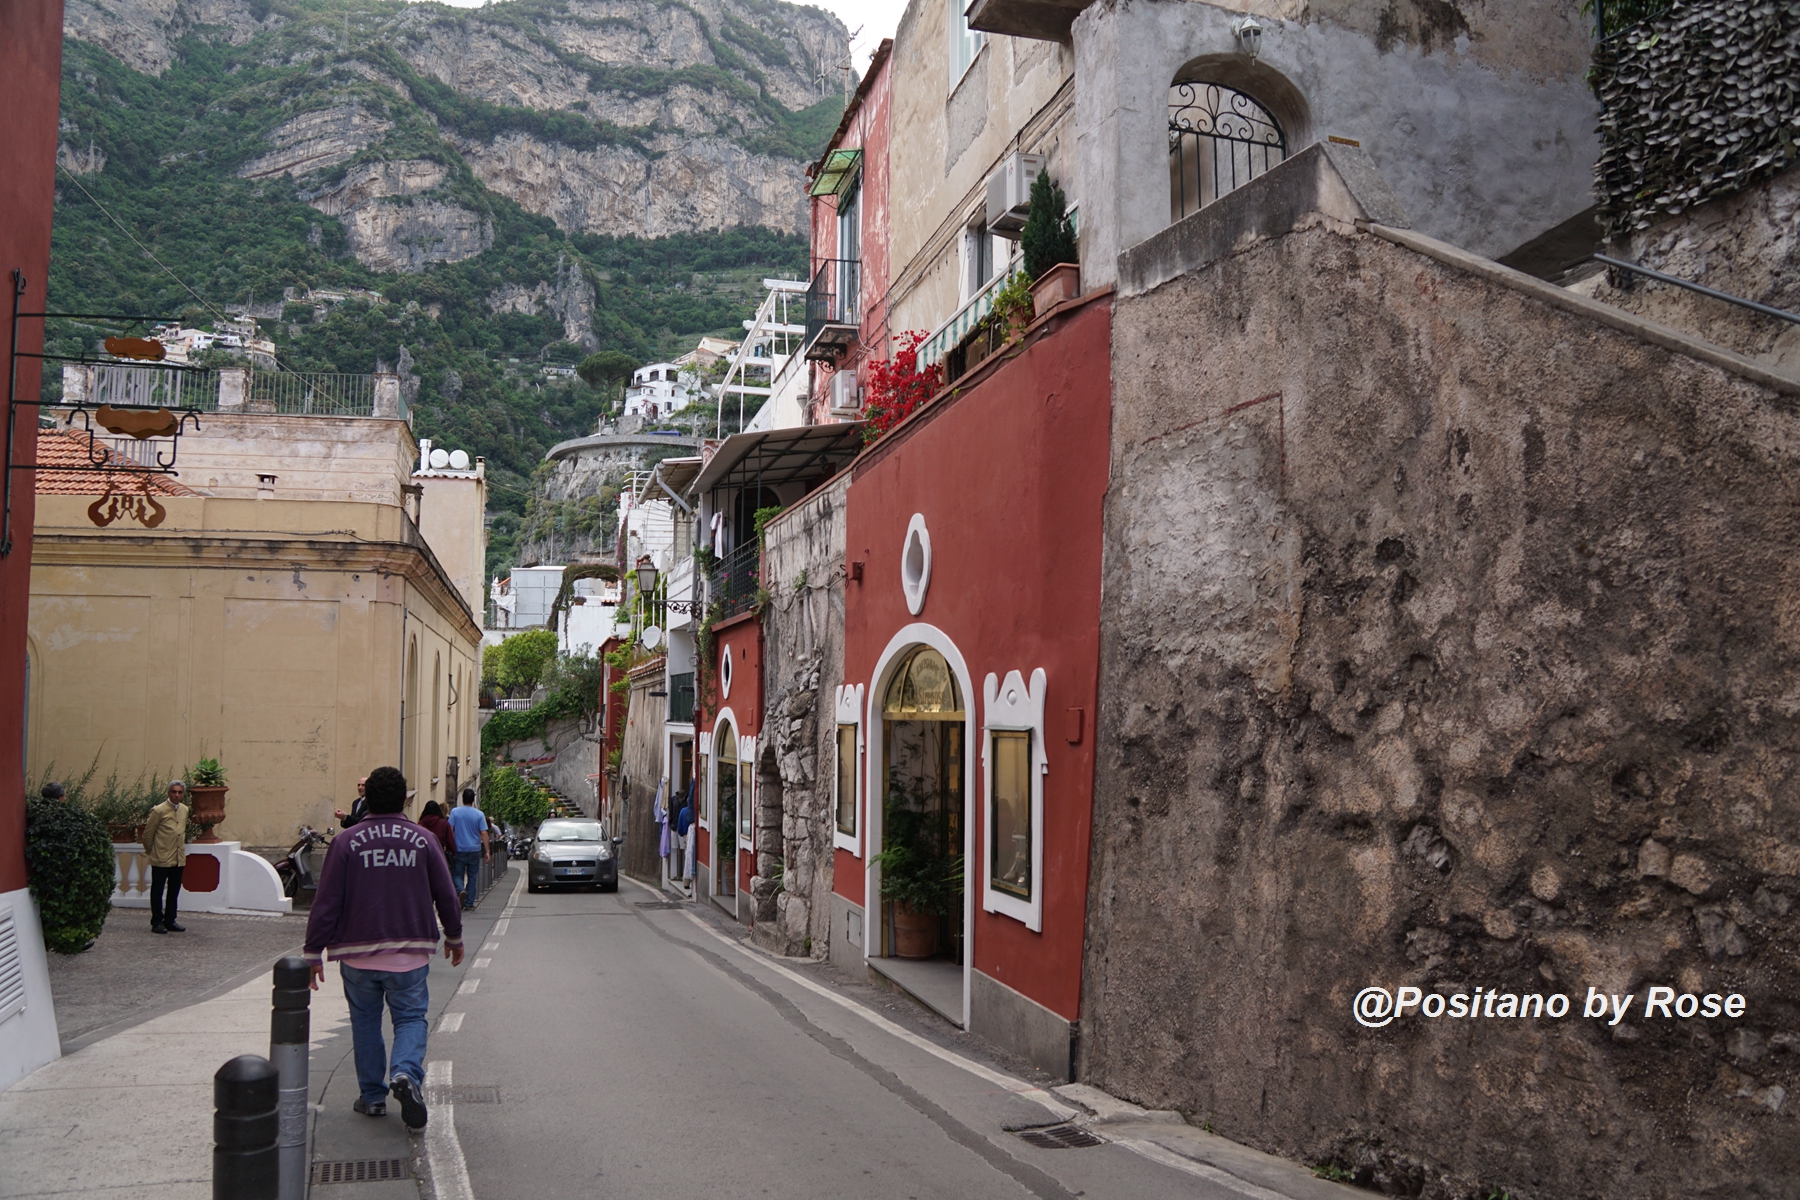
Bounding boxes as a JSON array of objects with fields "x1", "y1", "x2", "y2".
[{"x1": 304, "y1": 815, "x2": 464, "y2": 964}]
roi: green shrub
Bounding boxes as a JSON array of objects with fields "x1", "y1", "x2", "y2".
[
  {"x1": 191, "y1": 757, "x2": 227, "y2": 786},
  {"x1": 1020, "y1": 168, "x2": 1078, "y2": 281},
  {"x1": 25, "y1": 795, "x2": 116, "y2": 954},
  {"x1": 480, "y1": 764, "x2": 552, "y2": 829}
]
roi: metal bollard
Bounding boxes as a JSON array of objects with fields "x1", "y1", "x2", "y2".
[
  {"x1": 214, "y1": 1054, "x2": 278, "y2": 1200},
  {"x1": 270, "y1": 957, "x2": 311, "y2": 1200}
]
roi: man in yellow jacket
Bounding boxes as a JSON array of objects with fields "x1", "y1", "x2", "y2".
[{"x1": 142, "y1": 780, "x2": 190, "y2": 934}]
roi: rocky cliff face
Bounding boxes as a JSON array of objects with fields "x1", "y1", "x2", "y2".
[{"x1": 65, "y1": 0, "x2": 845, "y2": 267}]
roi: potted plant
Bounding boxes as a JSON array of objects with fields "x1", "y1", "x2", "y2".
[
  {"x1": 873, "y1": 797, "x2": 963, "y2": 959},
  {"x1": 188, "y1": 757, "x2": 229, "y2": 843},
  {"x1": 1021, "y1": 168, "x2": 1080, "y2": 312}
]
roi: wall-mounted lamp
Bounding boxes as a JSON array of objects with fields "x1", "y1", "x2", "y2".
[
  {"x1": 1233, "y1": 16, "x2": 1263, "y2": 59},
  {"x1": 634, "y1": 556, "x2": 657, "y2": 596}
]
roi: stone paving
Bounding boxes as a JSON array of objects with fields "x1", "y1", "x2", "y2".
[{"x1": 46, "y1": 906, "x2": 307, "y2": 1050}]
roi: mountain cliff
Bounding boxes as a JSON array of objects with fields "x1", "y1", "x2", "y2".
[{"x1": 51, "y1": 0, "x2": 848, "y2": 577}]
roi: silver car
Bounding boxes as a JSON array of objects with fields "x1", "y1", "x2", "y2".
[{"x1": 527, "y1": 818, "x2": 620, "y2": 892}]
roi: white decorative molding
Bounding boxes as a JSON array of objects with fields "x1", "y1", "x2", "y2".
[
  {"x1": 703, "y1": 706, "x2": 740, "y2": 833},
  {"x1": 720, "y1": 641, "x2": 734, "y2": 698},
  {"x1": 833, "y1": 683, "x2": 866, "y2": 854},
  {"x1": 900, "y1": 513, "x2": 932, "y2": 616},
  {"x1": 981, "y1": 668, "x2": 1047, "y2": 933}
]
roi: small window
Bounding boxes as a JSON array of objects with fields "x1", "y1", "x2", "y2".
[
  {"x1": 989, "y1": 730, "x2": 1032, "y2": 899},
  {"x1": 950, "y1": 0, "x2": 984, "y2": 86},
  {"x1": 738, "y1": 759, "x2": 752, "y2": 844},
  {"x1": 836, "y1": 724, "x2": 858, "y2": 835}
]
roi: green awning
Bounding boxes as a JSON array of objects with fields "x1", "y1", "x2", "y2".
[{"x1": 809, "y1": 148, "x2": 863, "y2": 197}]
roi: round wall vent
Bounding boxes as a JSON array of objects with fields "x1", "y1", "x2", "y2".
[
  {"x1": 901, "y1": 514, "x2": 931, "y2": 616},
  {"x1": 720, "y1": 642, "x2": 734, "y2": 698}
]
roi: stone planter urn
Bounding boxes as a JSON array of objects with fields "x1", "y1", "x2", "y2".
[
  {"x1": 892, "y1": 903, "x2": 938, "y2": 959},
  {"x1": 107, "y1": 822, "x2": 144, "y2": 845},
  {"x1": 189, "y1": 785, "x2": 229, "y2": 843},
  {"x1": 1029, "y1": 262, "x2": 1080, "y2": 313}
]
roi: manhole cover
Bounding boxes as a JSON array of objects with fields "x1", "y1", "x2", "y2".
[
  {"x1": 428, "y1": 1084, "x2": 501, "y2": 1104},
  {"x1": 312, "y1": 1159, "x2": 410, "y2": 1184},
  {"x1": 635, "y1": 901, "x2": 683, "y2": 910},
  {"x1": 1014, "y1": 1124, "x2": 1106, "y2": 1150}
]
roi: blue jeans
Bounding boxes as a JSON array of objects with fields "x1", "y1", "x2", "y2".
[
  {"x1": 340, "y1": 963, "x2": 430, "y2": 1106},
  {"x1": 452, "y1": 850, "x2": 482, "y2": 907}
]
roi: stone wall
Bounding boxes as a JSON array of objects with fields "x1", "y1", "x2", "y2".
[
  {"x1": 618, "y1": 660, "x2": 669, "y2": 882},
  {"x1": 1086, "y1": 191, "x2": 1800, "y2": 1194},
  {"x1": 751, "y1": 474, "x2": 849, "y2": 957}
]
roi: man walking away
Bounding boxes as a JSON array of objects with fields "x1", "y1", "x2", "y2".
[
  {"x1": 447, "y1": 788, "x2": 489, "y2": 908},
  {"x1": 304, "y1": 766, "x2": 462, "y2": 1131},
  {"x1": 143, "y1": 780, "x2": 190, "y2": 934}
]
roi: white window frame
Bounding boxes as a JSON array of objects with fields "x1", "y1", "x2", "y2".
[
  {"x1": 737, "y1": 731, "x2": 756, "y2": 852},
  {"x1": 949, "y1": 0, "x2": 984, "y2": 90},
  {"x1": 833, "y1": 683, "x2": 865, "y2": 854},
  {"x1": 981, "y1": 668, "x2": 1045, "y2": 932}
]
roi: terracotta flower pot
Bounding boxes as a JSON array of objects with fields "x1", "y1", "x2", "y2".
[
  {"x1": 892, "y1": 903, "x2": 938, "y2": 959},
  {"x1": 1029, "y1": 262, "x2": 1080, "y2": 313},
  {"x1": 189, "y1": 785, "x2": 229, "y2": 844},
  {"x1": 107, "y1": 823, "x2": 142, "y2": 845}
]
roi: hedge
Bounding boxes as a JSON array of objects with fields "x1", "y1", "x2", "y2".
[{"x1": 25, "y1": 795, "x2": 115, "y2": 953}]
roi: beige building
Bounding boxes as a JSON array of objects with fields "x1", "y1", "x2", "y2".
[{"x1": 26, "y1": 371, "x2": 486, "y2": 846}]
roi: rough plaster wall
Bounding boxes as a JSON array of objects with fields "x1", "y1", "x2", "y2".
[
  {"x1": 753, "y1": 475, "x2": 850, "y2": 957},
  {"x1": 620, "y1": 672, "x2": 669, "y2": 880},
  {"x1": 1589, "y1": 163, "x2": 1800, "y2": 375},
  {"x1": 1086, "y1": 225, "x2": 1800, "y2": 1199}
]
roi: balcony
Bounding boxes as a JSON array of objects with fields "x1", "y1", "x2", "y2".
[
  {"x1": 708, "y1": 540, "x2": 762, "y2": 620},
  {"x1": 669, "y1": 671, "x2": 696, "y2": 724},
  {"x1": 804, "y1": 258, "x2": 860, "y2": 363}
]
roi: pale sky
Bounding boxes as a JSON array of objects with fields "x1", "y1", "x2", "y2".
[{"x1": 415, "y1": 0, "x2": 905, "y2": 72}]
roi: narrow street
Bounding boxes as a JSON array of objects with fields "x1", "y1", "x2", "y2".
[{"x1": 413, "y1": 872, "x2": 1339, "y2": 1200}]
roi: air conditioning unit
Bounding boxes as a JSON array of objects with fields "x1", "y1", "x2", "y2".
[
  {"x1": 828, "y1": 369, "x2": 862, "y2": 416},
  {"x1": 985, "y1": 151, "x2": 1047, "y2": 239}
]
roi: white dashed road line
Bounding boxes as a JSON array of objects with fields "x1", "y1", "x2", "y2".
[{"x1": 437, "y1": 1012, "x2": 464, "y2": 1033}]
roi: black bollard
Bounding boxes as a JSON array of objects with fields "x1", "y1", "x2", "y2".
[
  {"x1": 270, "y1": 957, "x2": 311, "y2": 1200},
  {"x1": 214, "y1": 1054, "x2": 278, "y2": 1200}
]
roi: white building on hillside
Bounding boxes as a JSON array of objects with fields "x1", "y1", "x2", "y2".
[{"x1": 623, "y1": 363, "x2": 696, "y2": 420}]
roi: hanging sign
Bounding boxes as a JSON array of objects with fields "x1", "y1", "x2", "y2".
[{"x1": 87, "y1": 485, "x2": 167, "y2": 529}]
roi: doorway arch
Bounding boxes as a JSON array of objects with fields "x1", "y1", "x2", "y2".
[{"x1": 864, "y1": 624, "x2": 977, "y2": 1028}]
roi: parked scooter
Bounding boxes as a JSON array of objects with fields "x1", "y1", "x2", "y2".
[{"x1": 275, "y1": 826, "x2": 331, "y2": 900}]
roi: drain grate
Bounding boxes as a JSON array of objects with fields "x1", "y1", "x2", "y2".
[
  {"x1": 1014, "y1": 1124, "x2": 1106, "y2": 1150},
  {"x1": 635, "y1": 901, "x2": 683, "y2": 909},
  {"x1": 428, "y1": 1084, "x2": 501, "y2": 1104},
  {"x1": 312, "y1": 1159, "x2": 410, "y2": 1185}
]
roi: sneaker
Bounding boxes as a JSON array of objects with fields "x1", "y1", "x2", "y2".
[
  {"x1": 151, "y1": 924, "x2": 167, "y2": 935},
  {"x1": 352, "y1": 1097, "x2": 386, "y2": 1117},
  {"x1": 165, "y1": 921, "x2": 186, "y2": 932},
  {"x1": 390, "y1": 1074, "x2": 427, "y2": 1131}
]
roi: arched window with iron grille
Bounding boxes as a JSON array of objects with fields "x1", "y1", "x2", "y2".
[{"x1": 1169, "y1": 82, "x2": 1288, "y2": 223}]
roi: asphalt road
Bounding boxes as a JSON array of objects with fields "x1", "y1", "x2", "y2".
[{"x1": 425, "y1": 873, "x2": 1293, "y2": 1200}]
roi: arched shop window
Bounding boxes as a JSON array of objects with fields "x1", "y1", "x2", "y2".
[
  {"x1": 884, "y1": 646, "x2": 962, "y2": 718},
  {"x1": 716, "y1": 718, "x2": 739, "y2": 897},
  {"x1": 880, "y1": 647, "x2": 967, "y2": 962}
]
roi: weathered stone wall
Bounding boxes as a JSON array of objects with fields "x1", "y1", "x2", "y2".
[
  {"x1": 1086, "y1": 221, "x2": 1800, "y2": 1197},
  {"x1": 618, "y1": 660, "x2": 669, "y2": 882},
  {"x1": 1587, "y1": 162, "x2": 1800, "y2": 373},
  {"x1": 752, "y1": 474, "x2": 849, "y2": 957}
]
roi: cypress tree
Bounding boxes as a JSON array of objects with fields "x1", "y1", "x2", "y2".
[{"x1": 1020, "y1": 169, "x2": 1078, "y2": 281}]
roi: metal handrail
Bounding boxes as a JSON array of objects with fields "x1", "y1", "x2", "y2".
[
  {"x1": 1593, "y1": 255, "x2": 1800, "y2": 327},
  {"x1": 803, "y1": 259, "x2": 861, "y2": 351}
]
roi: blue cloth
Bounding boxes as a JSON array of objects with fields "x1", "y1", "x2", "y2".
[
  {"x1": 448, "y1": 805, "x2": 486, "y2": 852},
  {"x1": 676, "y1": 805, "x2": 693, "y2": 836},
  {"x1": 340, "y1": 962, "x2": 430, "y2": 1106},
  {"x1": 452, "y1": 850, "x2": 482, "y2": 908}
]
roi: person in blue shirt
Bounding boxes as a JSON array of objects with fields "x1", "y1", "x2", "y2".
[{"x1": 447, "y1": 789, "x2": 490, "y2": 908}]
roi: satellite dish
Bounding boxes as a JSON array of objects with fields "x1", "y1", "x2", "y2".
[
  {"x1": 448, "y1": 449, "x2": 470, "y2": 470},
  {"x1": 429, "y1": 447, "x2": 450, "y2": 468},
  {"x1": 641, "y1": 625, "x2": 663, "y2": 650}
]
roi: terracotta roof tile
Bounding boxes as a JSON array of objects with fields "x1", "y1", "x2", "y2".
[{"x1": 32, "y1": 430, "x2": 202, "y2": 496}]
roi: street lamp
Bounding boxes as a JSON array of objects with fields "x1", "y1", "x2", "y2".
[
  {"x1": 1232, "y1": 16, "x2": 1263, "y2": 59},
  {"x1": 634, "y1": 557, "x2": 657, "y2": 597}
]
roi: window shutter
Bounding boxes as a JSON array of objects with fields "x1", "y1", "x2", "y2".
[{"x1": 0, "y1": 908, "x2": 27, "y2": 1025}]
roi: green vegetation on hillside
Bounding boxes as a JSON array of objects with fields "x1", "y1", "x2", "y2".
[{"x1": 47, "y1": 0, "x2": 838, "y2": 582}]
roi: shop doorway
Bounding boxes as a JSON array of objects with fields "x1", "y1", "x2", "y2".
[
  {"x1": 668, "y1": 736, "x2": 694, "y2": 890},
  {"x1": 872, "y1": 646, "x2": 966, "y2": 1022},
  {"x1": 714, "y1": 719, "x2": 740, "y2": 906}
]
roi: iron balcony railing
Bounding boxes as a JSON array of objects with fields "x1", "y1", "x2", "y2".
[
  {"x1": 803, "y1": 258, "x2": 860, "y2": 361},
  {"x1": 668, "y1": 671, "x2": 696, "y2": 724},
  {"x1": 248, "y1": 371, "x2": 387, "y2": 417},
  {"x1": 708, "y1": 540, "x2": 762, "y2": 620}
]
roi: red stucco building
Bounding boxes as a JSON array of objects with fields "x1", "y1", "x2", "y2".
[{"x1": 1, "y1": 0, "x2": 68, "y2": 1091}]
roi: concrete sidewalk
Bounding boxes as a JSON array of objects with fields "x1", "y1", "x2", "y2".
[{"x1": 0, "y1": 960, "x2": 351, "y2": 1200}]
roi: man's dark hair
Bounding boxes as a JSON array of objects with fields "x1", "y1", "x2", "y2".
[
  {"x1": 461, "y1": 788, "x2": 477, "y2": 806},
  {"x1": 40, "y1": 782, "x2": 65, "y2": 801},
  {"x1": 365, "y1": 767, "x2": 407, "y2": 814}
]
